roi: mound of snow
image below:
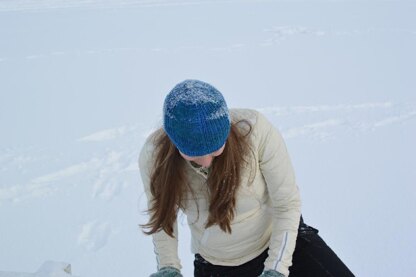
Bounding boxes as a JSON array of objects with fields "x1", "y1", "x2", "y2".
[{"x1": 0, "y1": 261, "x2": 77, "y2": 277}]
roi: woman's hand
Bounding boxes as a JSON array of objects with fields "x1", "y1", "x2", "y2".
[
  {"x1": 259, "y1": 269, "x2": 286, "y2": 277},
  {"x1": 149, "y1": 266, "x2": 183, "y2": 277}
]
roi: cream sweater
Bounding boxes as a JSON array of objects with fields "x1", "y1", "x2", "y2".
[{"x1": 139, "y1": 109, "x2": 301, "y2": 276}]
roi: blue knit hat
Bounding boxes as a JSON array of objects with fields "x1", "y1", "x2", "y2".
[{"x1": 163, "y1": 79, "x2": 231, "y2": 157}]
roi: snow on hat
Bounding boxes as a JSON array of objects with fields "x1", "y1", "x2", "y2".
[{"x1": 163, "y1": 79, "x2": 231, "y2": 157}]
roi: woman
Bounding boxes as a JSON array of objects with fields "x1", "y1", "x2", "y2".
[{"x1": 139, "y1": 80, "x2": 354, "y2": 277}]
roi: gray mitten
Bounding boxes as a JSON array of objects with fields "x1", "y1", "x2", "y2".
[
  {"x1": 149, "y1": 266, "x2": 183, "y2": 277},
  {"x1": 259, "y1": 269, "x2": 286, "y2": 277}
]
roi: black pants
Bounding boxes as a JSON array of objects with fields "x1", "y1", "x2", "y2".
[{"x1": 194, "y1": 217, "x2": 354, "y2": 277}]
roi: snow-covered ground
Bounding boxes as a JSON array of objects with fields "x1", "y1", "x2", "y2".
[{"x1": 1, "y1": 1, "x2": 415, "y2": 276}]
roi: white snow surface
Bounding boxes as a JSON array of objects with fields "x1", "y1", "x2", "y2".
[
  {"x1": 0, "y1": 261, "x2": 75, "y2": 277},
  {"x1": 0, "y1": 0, "x2": 415, "y2": 276}
]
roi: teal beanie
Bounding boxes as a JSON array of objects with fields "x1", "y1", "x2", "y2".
[{"x1": 163, "y1": 80, "x2": 231, "y2": 157}]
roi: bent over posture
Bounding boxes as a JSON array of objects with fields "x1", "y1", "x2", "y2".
[{"x1": 139, "y1": 80, "x2": 354, "y2": 277}]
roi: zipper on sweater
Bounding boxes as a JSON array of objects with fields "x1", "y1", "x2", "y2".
[{"x1": 188, "y1": 161, "x2": 209, "y2": 179}]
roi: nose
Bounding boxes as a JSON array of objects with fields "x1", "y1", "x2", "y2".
[{"x1": 194, "y1": 156, "x2": 213, "y2": 168}]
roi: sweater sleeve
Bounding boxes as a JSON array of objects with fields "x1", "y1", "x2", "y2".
[
  {"x1": 138, "y1": 138, "x2": 182, "y2": 271},
  {"x1": 255, "y1": 111, "x2": 301, "y2": 277}
]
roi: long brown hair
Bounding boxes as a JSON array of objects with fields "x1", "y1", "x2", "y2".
[{"x1": 141, "y1": 120, "x2": 252, "y2": 237}]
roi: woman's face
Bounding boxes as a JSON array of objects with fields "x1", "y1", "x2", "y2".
[{"x1": 179, "y1": 144, "x2": 225, "y2": 168}]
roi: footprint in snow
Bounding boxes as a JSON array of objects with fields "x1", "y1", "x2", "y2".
[{"x1": 77, "y1": 220, "x2": 112, "y2": 252}]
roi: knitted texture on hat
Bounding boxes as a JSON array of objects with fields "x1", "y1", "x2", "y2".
[{"x1": 163, "y1": 80, "x2": 231, "y2": 157}]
